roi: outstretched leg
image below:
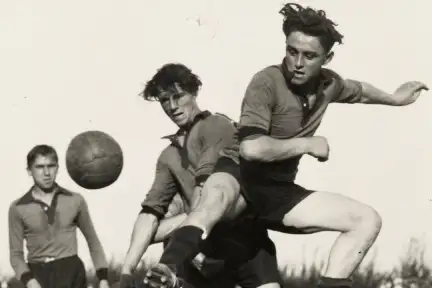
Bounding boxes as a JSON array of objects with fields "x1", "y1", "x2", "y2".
[
  {"x1": 246, "y1": 180, "x2": 382, "y2": 288},
  {"x1": 145, "y1": 172, "x2": 245, "y2": 288}
]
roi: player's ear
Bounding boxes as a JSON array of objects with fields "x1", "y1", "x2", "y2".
[
  {"x1": 324, "y1": 51, "x2": 334, "y2": 65},
  {"x1": 26, "y1": 167, "x2": 31, "y2": 176}
]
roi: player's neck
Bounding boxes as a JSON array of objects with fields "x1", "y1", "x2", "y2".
[
  {"x1": 290, "y1": 76, "x2": 321, "y2": 96},
  {"x1": 178, "y1": 107, "x2": 202, "y2": 131},
  {"x1": 190, "y1": 107, "x2": 201, "y2": 120},
  {"x1": 32, "y1": 183, "x2": 57, "y2": 197}
]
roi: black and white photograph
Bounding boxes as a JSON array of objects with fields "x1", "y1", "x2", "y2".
[{"x1": 0, "y1": 1, "x2": 430, "y2": 287}]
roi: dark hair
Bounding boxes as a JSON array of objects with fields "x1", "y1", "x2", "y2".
[
  {"x1": 140, "y1": 63, "x2": 202, "y2": 101},
  {"x1": 280, "y1": 3, "x2": 343, "y2": 52},
  {"x1": 27, "y1": 144, "x2": 58, "y2": 168}
]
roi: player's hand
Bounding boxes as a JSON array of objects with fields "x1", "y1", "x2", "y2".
[
  {"x1": 26, "y1": 279, "x2": 42, "y2": 288},
  {"x1": 392, "y1": 81, "x2": 429, "y2": 105},
  {"x1": 306, "y1": 136, "x2": 329, "y2": 162},
  {"x1": 119, "y1": 274, "x2": 135, "y2": 288},
  {"x1": 99, "y1": 279, "x2": 111, "y2": 288}
]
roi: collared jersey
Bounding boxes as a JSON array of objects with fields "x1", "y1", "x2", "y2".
[
  {"x1": 238, "y1": 59, "x2": 363, "y2": 183},
  {"x1": 140, "y1": 111, "x2": 238, "y2": 219},
  {"x1": 8, "y1": 185, "x2": 108, "y2": 280}
]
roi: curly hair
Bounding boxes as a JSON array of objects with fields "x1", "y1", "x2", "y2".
[
  {"x1": 280, "y1": 3, "x2": 344, "y2": 52},
  {"x1": 140, "y1": 63, "x2": 202, "y2": 101}
]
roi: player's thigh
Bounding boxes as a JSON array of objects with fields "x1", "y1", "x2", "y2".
[
  {"x1": 210, "y1": 156, "x2": 247, "y2": 220},
  {"x1": 197, "y1": 171, "x2": 241, "y2": 214},
  {"x1": 282, "y1": 190, "x2": 381, "y2": 233},
  {"x1": 236, "y1": 236, "x2": 281, "y2": 288}
]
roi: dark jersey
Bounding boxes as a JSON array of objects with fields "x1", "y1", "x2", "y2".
[
  {"x1": 140, "y1": 111, "x2": 238, "y2": 219},
  {"x1": 238, "y1": 60, "x2": 364, "y2": 183}
]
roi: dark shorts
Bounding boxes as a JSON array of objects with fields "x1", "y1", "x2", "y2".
[
  {"x1": 213, "y1": 156, "x2": 242, "y2": 183},
  {"x1": 242, "y1": 180, "x2": 315, "y2": 233},
  {"x1": 28, "y1": 255, "x2": 87, "y2": 288},
  {"x1": 162, "y1": 199, "x2": 281, "y2": 288},
  {"x1": 203, "y1": 215, "x2": 281, "y2": 288},
  {"x1": 215, "y1": 156, "x2": 315, "y2": 233},
  {"x1": 163, "y1": 234, "x2": 280, "y2": 288},
  {"x1": 177, "y1": 262, "x2": 237, "y2": 288},
  {"x1": 189, "y1": 226, "x2": 280, "y2": 288}
]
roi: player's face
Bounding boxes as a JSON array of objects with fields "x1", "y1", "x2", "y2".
[
  {"x1": 27, "y1": 154, "x2": 59, "y2": 191},
  {"x1": 285, "y1": 31, "x2": 333, "y2": 85},
  {"x1": 158, "y1": 83, "x2": 199, "y2": 128}
]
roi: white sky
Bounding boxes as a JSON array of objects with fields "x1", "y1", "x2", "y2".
[{"x1": 0, "y1": 0, "x2": 430, "y2": 278}]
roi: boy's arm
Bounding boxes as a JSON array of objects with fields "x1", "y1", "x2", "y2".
[
  {"x1": 8, "y1": 204, "x2": 36, "y2": 286},
  {"x1": 122, "y1": 155, "x2": 179, "y2": 274},
  {"x1": 75, "y1": 195, "x2": 109, "y2": 282}
]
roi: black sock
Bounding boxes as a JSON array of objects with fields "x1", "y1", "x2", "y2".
[
  {"x1": 318, "y1": 277, "x2": 352, "y2": 288},
  {"x1": 160, "y1": 226, "x2": 204, "y2": 269}
]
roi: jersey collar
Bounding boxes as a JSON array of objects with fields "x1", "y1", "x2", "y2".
[
  {"x1": 16, "y1": 184, "x2": 72, "y2": 205},
  {"x1": 161, "y1": 110, "x2": 212, "y2": 144}
]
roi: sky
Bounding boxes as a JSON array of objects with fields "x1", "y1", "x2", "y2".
[{"x1": 0, "y1": 0, "x2": 431, "y2": 278}]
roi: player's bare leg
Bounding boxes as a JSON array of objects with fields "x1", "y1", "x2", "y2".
[
  {"x1": 281, "y1": 191, "x2": 382, "y2": 284},
  {"x1": 144, "y1": 172, "x2": 245, "y2": 288}
]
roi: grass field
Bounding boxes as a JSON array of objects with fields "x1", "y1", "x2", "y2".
[{"x1": 3, "y1": 240, "x2": 431, "y2": 288}]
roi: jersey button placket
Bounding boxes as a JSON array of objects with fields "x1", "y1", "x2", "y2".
[
  {"x1": 300, "y1": 97, "x2": 310, "y2": 126},
  {"x1": 43, "y1": 204, "x2": 56, "y2": 239}
]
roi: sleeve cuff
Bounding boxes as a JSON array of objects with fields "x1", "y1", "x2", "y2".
[
  {"x1": 195, "y1": 174, "x2": 210, "y2": 187},
  {"x1": 20, "y1": 271, "x2": 34, "y2": 285},
  {"x1": 96, "y1": 268, "x2": 108, "y2": 281},
  {"x1": 238, "y1": 126, "x2": 268, "y2": 142},
  {"x1": 139, "y1": 206, "x2": 164, "y2": 220}
]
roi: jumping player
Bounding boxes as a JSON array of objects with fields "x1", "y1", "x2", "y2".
[
  {"x1": 232, "y1": 3, "x2": 428, "y2": 288},
  {"x1": 8, "y1": 145, "x2": 110, "y2": 288},
  {"x1": 120, "y1": 63, "x2": 281, "y2": 288}
]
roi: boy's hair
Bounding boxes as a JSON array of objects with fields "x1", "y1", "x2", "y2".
[
  {"x1": 140, "y1": 63, "x2": 202, "y2": 101},
  {"x1": 27, "y1": 144, "x2": 58, "y2": 168},
  {"x1": 280, "y1": 3, "x2": 344, "y2": 52}
]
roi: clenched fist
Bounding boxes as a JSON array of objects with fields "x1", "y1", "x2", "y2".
[{"x1": 306, "y1": 136, "x2": 330, "y2": 162}]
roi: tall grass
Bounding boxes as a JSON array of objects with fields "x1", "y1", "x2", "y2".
[{"x1": 3, "y1": 239, "x2": 431, "y2": 288}]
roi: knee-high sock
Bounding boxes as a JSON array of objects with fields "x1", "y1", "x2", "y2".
[{"x1": 160, "y1": 226, "x2": 204, "y2": 270}]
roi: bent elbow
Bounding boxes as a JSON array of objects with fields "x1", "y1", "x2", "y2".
[{"x1": 240, "y1": 140, "x2": 263, "y2": 161}]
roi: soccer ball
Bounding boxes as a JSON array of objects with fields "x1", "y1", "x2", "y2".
[{"x1": 65, "y1": 130, "x2": 123, "y2": 189}]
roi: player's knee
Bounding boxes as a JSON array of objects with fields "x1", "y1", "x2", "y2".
[
  {"x1": 202, "y1": 172, "x2": 239, "y2": 208},
  {"x1": 351, "y1": 205, "x2": 382, "y2": 237},
  {"x1": 196, "y1": 173, "x2": 239, "y2": 218},
  {"x1": 363, "y1": 206, "x2": 382, "y2": 236}
]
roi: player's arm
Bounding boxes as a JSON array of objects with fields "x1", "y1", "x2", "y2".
[
  {"x1": 122, "y1": 156, "x2": 178, "y2": 274},
  {"x1": 333, "y1": 78, "x2": 428, "y2": 106},
  {"x1": 239, "y1": 74, "x2": 313, "y2": 162},
  {"x1": 76, "y1": 195, "x2": 109, "y2": 284},
  {"x1": 152, "y1": 214, "x2": 187, "y2": 243},
  {"x1": 152, "y1": 195, "x2": 187, "y2": 243},
  {"x1": 8, "y1": 204, "x2": 36, "y2": 286},
  {"x1": 331, "y1": 78, "x2": 392, "y2": 105},
  {"x1": 122, "y1": 213, "x2": 159, "y2": 276},
  {"x1": 358, "y1": 82, "x2": 400, "y2": 105}
]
